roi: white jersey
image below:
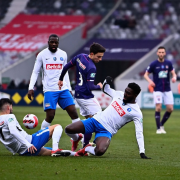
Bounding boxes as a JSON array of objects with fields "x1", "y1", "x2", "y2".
[
  {"x1": 93, "y1": 83, "x2": 145, "y2": 153},
  {"x1": 0, "y1": 114, "x2": 32, "y2": 154},
  {"x1": 29, "y1": 48, "x2": 72, "y2": 92}
]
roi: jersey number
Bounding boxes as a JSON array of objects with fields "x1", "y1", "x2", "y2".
[
  {"x1": 78, "y1": 72, "x2": 83, "y2": 86},
  {"x1": 0, "y1": 127, "x2": 5, "y2": 140}
]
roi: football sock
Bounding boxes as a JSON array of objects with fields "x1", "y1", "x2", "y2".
[
  {"x1": 65, "y1": 118, "x2": 81, "y2": 141},
  {"x1": 41, "y1": 120, "x2": 51, "y2": 129},
  {"x1": 161, "y1": 111, "x2": 171, "y2": 126},
  {"x1": 85, "y1": 146, "x2": 96, "y2": 155},
  {"x1": 83, "y1": 133, "x2": 92, "y2": 148},
  {"x1": 52, "y1": 125, "x2": 63, "y2": 151},
  {"x1": 72, "y1": 118, "x2": 80, "y2": 123},
  {"x1": 155, "y1": 111, "x2": 161, "y2": 129}
]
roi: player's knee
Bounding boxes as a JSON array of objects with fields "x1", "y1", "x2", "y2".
[
  {"x1": 95, "y1": 147, "x2": 106, "y2": 156},
  {"x1": 168, "y1": 107, "x2": 173, "y2": 113},
  {"x1": 65, "y1": 125, "x2": 72, "y2": 134}
]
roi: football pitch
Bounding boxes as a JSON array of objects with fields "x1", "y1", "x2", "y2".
[{"x1": 0, "y1": 106, "x2": 180, "y2": 180}]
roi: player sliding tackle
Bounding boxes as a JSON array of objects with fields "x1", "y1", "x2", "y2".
[
  {"x1": 0, "y1": 98, "x2": 75, "y2": 157},
  {"x1": 65, "y1": 77, "x2": 150, "y2": 159}
]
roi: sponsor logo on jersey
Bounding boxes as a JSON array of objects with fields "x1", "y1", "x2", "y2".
[
  {"x1": 76, "y1": 58, "x2": 86, "y2": 70},
  {"x1": 166, "y1": 65, "x2": 168, "y2": 69},
  {"x1": 161, "y1": 65, "x2": 164, "y2": 69},
  {"x1": 127, "y1": 108, "x2": 131, "y2": 112},
  {"x1": 8, "y1": 118, "x2": 14, "y2": 122},
  {"x1": 147, "y1": 66, "x2": 150, "y2": 70},
  {"x1": 112, "y1": 101, "x2": 126, "y2": 117},
  {"x1": 0, "y1": 121, "x2": 4, "y2": 126},
  {"x1": 46, "y1": 58, "x2": 50, "y2": 60},
  {"x1": 53, "y1": 57, "x2": 57, "y2": 61},
  {"x1": 46, "y1": 64, "x2": 62, "y2": 70},
  {"x1": 90, "y1": 73, "x2": 96, "y2": 78},
  {"x1": 60, "y1": 57, "x2": 63, "y2": 61},
  {"x1": 158, "y1": 71, "x2": 167, "y2": 78},
  {"x1": 156, "y1": 67, "x2": 160, "y2": 69}
]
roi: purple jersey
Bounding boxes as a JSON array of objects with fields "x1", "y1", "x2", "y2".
[
  {"x1": 71, "y1": 53, "x2": 98, "y2": 99},
  {"x1": 146, "y1": 60, "x2": 173, "y2": 92}
]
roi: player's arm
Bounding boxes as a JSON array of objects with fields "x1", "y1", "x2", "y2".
[
  {"x1": 8, "y1": 116, "x2": 37, "y2": 153},
  {"x1": 144, "y1": 71, "x2": 155, "y2": 87},
  {"x1": 87, "y1": 68, "x2": 102, "y2": 90},
  {"x1": 58, "y1": 55, "x2": 75, "y2": 90},
  {"x1": 102, "y1": 76, "x2": 117, "y2": 98},
  {"x1": 28, "y1": 54, "x2": 43, "y2": 100},
  {"x1": 171, "y1": 69, "x2": 177, "y2": 83},
  {"x1": 133, "y1": 117, "x2": 151, "y2": 159}
]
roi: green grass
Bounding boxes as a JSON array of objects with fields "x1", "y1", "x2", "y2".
[{"x1": 0, "y1": 107, "x2": 180, "y2": 180}]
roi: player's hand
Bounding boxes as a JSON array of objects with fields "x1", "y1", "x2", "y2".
[
  {"x1": 97, "y1": 82, "x2": 103, "y2": 89},
  {"x1": 28, "y1": 90, "x2": 34, "y2": 100},
  {"x1": 28, "y1": 145, "x2": 37, "y2": 154},
  {"x1": 106, "y1": 76, "x2": 113, "y2": 84},
  {"x1": 149, "y1": 81, "x2": 155, "y2": 87},
  {"x1": 58, "y1": 80, "x2": 63, "y2": 90},
  {"x1": 140, "y1": 153, "x2": 151, "y2": 159},
  {"x1": 172, "y1": 77, "x2": 176, "y2": 83}
]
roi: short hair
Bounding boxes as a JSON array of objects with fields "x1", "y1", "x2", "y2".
[
  {"x1": 158, "y1": 46, "x2": 166, "y2": 51},
  {"x1": 90, "y1": 42, "x2": 106, "y2": 54},
  {"x1": 48, "y1": 34, "x2": 59, "y2": 41},
  {"x1": 128, "y1": 83, "x2": 141, "y2": 95},
  {"x1": 0, "y1": 98, "x2": 13, "y2": 111}
]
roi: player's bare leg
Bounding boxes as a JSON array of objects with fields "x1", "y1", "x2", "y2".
[
  {"x1": 41, "y1": 109, "x2": 56, "y2": 129},
  {"x1": 65, "y1": 118, "x2": 84, "y2": 151}
]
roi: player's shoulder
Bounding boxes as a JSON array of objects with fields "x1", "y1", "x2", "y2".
[
  {"x1": 1, "y1": 114, "x2": 16, "y2": 123},
  {"x1": 150, "y1": 60, "x2": 158, "y2": 66},
  {"x1": 164, "y1": 59, "x2": 172, "y2": 64},
  {"x1": 57, "y1": 48, "x2": 67, "y2": 55}
]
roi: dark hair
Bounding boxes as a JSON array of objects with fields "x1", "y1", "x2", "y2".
[
  {"x1": 90, "y1": 42, "x2": 106, "y2": 54},
  {"x1": 128, "y1": 83, "x2": 141, "y2": 95},
  {"x1": 0, "y1": 98, "x2": 13, "y2": 111},
  {"x1": 158, "y1": 46, "x2": 166, "y2": 51},
  {"x1": 48, "y1": 34, "x2": 59, "y2": 41}
]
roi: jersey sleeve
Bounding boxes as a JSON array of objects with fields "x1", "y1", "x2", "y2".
[
  {"x1": 28, "y1": 53, "x2": 42, "y2": 90},
  {"x1": 70, "y1": 55, "x2": 78, "y2": 66},
  {"x1": 146, "y1": 62, "x2": 154, "y2": 74},
  {"x1": 7, "y1": 115, "x2": 32, "y2": 148},
  {"x1": 63, "y1": 53, "x2": 72, "y2": 91},
  {"x1": 133, "y1": 115, "x2": 145, "y2": 154},
  {"x1": 169, "y1": 61, "x2": 174, "y2": 71}
]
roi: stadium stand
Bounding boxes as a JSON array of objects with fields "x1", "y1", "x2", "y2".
[
  {"x1": 0, "y1": 0, "x2": 12, "y2": 22},
  {"x1": 93, "y1": 0, "x2": 180, "y2": 79}
]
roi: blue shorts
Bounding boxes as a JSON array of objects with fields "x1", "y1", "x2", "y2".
[
  {"x1": 44, "y1": 90, "x2": 75, "y2": 111},
  {"x1": 22, "y1": 127, "x2": 50, "y2": 156},
  {"x1": 81, "y1": 118, "x2": 112, "y2": 141}
]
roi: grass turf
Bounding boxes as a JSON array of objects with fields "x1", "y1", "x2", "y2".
[{"x1": 0, "y1": 106, "x2": 180, "y2": 180}]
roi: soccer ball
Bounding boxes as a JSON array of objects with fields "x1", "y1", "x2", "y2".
[{"x1": 23, "y1": 114, "x2": 38, "y2": 129}]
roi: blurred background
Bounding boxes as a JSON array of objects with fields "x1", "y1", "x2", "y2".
[{"x1": 0, "y1": 0, "x2": 180, "y2": 109}]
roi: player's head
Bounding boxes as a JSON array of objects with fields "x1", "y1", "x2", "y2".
[
  {"x1": 123, "y1": 83, "x2": 141, "y2": 103},
  {"x1": 89, "y1": 42, "x2": 106, "y2": 63},
  {"x1": 48, "y1": 34, "x2": 59, "y2": 53},
  {"x1": 157, "y1": 46, "x2": 166, "y2": 61},
  {"x1": 0, "y1": 98, "x2": 13, "y2": 114}
]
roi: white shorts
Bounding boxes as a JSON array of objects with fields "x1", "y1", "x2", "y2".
[
  {"x1": 76, "y1": 98, "x2": 102, "y2": 116},
  {"x1": 153, "y1": 91, "x2": 174, "y2": 105}
]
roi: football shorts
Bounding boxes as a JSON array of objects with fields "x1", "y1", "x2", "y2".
[
  {"x1": 81, "y1": 117, "x2": 112, "y2": 141},
  {"x1": 22, "y1": 127, "x2": 49, "y2": 156},
  {"x1": 44, "y1": 90, "x2": 75, "y2": 111},
  {"x1": 76, "y1": 98, "x2": 101, "y2": 116},
  {"x1": 153, "y1": 91, "x2": 174, "y2": 105}
]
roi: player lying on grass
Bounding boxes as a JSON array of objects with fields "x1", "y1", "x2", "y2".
[
  {"x1": 0, "y1": 98, "x2": 75, "y2": 157},
  {"x1": 65, "y1": 77, "x2": 151, "y2": 159}
]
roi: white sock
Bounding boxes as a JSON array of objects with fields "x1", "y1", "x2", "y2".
[
  {"x1": 66, "y1": 133, "x2": 79, "y2": 141},
  {"x1": 52, "y1": 125, "x2": 63, "y2": 151},
  {"x1": 41, "y1": 120, "x2": 51, "y2": 130},
  {"x1": 85, "y1": 146, "x2": 96, "y2": 155},
  {"x1": 66, "y1": 118, "x2": 81, "y2": 141},
  {"x1": 72, "y1": 118, "x2": 80, "y2": 123}
]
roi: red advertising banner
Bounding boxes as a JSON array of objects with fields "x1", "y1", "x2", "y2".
[{"x1": 0, "y1": 14, "x2": 101, "y2": 52}]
